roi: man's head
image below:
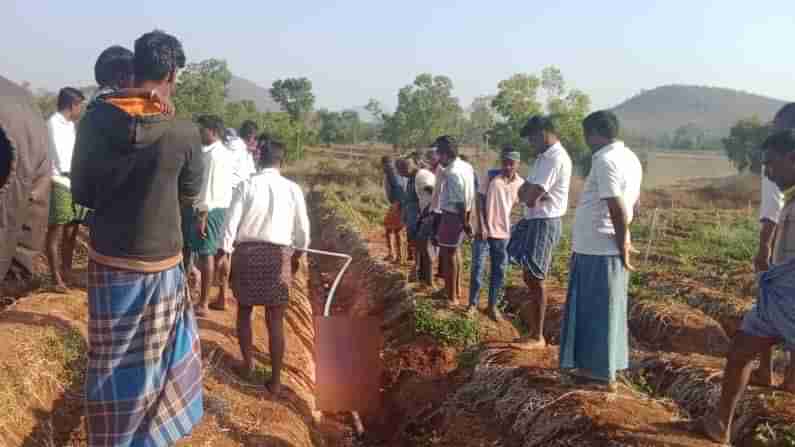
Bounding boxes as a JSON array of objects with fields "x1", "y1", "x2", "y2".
[
  {"x1": 256, "y1": 135, "x2": 285, "y2": 169},
  {"x1": 521, "y1": 115, "x2": 559, "y2": 155},
  {"x1": 396, "y1": 157, "x2": 416, "y2": 177},
  {"x1": 500, "y1": 145, "x2": 521, "y2": 178},
  {"x1": 762, "y1": 129, "x2": 795, "y2": 191},
  {"x1": 196, "y1": 115, "x2": 225, "y2": 146},
  {"x1": 430, "y1": 135, "x2": 458, "y2": 167},
  {"x1": 133, "y1": 30, "x2": 186, "y2": 94},
  {"x1": 582, "y1": 110, "x2": 620, "y2": 152},
  {"x1": 239, "y1": 120, "x2": 259, "y2": 152},
  {"x1": 773, "y1": 103, "x2": 795, "y2": 132},
  {"x1": 56, "y1": 87, "x2": 85, "y2": 121},
  {"x1": 423, "y1": 149, "x2": 440, "y2": 169},
  {"x1": 95, "y1": 45, "x2": 134, "y2": 90}
]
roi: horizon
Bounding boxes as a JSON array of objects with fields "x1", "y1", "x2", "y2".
[{"x1": 3, "y1": 1, "x2": 794, "y2": 112}]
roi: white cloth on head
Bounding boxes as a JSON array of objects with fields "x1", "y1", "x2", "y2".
[
  {"x1": 227, "y1": 137, "x2": 256, "y2": 186},
  {"x1": 761, "y1": 175, "x2": 784, "y2": 224},
  {"x1": 415, "y1": 168, "x2": 436, "y2": 211},
  {"x1": 196, "y1": 140, "x2": 236, "y2": 212},
  {"x1": 572, "y1": 140, "x2": 643, "y2": 256},
  {"x1": 221, "y1": 168, "x2": 310, "y2": 253},
  {"x1": 440, "y1": 157, "x2": 475, "y2": 214},
  {"x1": 47, "y1": 112, "x2": 76, "y2": 179},
  {"x1": 525, "y1": 142, "x2": 573, "y2": 220}
]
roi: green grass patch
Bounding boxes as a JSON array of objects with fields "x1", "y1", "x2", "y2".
[
  {"x1": 40, "y1": 326, "x2": 86, "y2": 389},
  {"x1": 414, "y1": 299, "x2": 479, "y2": 346},
  {"x1": 753, "y1": 421, "x2": 795, "y2": 446}
]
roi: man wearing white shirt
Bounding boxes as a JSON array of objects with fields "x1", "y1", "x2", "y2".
[
  {"x1": 227, "y1": 120, "x2": 259, "y2": 186},
  {"x1": 508, "y1": 115, "x2": 572, "y2": 348},
  {"x1": 218, "y1": 137, "x2": 309, "y2": 396},
  {"x1": 432, "y1": 135, "x2": 475, "y2": 306},
  {"x1": 45, "y1": 87, "x2": 85, "y2": 292},
  {"x1": 559, "y1": 111, "x2": 642, "y2": 391},
  {"x1": 752, "y1": 103, "x2": 795, "y2": 390},
  {"x1": 193, "y1": 115, "x2": 236, "y2": 316}
]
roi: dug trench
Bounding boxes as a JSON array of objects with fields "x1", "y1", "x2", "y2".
[{"x1": 2, "y1": 181, "x2": 795, "y2": 446}]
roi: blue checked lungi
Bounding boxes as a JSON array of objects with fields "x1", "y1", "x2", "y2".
[
  {"x1": 507, "y1": 217, "x2": 562, "y2": 280},
  {"x1": 86, "y1": 261, "x2": 203, "y2": 447},
  {"x1": 559, "y1": 253, "x2": 629, "y2": 382},
  {"x1": 741, "y1": 259, "x2": 795, "y2": 350}
]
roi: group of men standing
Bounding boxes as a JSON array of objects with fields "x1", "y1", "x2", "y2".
[
  {"x1": 36, "y1": 29, "x2": 312, "y2": 446},
  {"x1": 384, "y1": 111, "x2": 643, "y2": 391}
]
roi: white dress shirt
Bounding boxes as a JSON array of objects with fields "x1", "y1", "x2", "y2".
[
  {"x1": 440, "y1": 158, "x2": 475, "y2": 213},
  {"x1": 572, "y1": 141, "x2": 643, "y2": 256},
  {"x1": 221, "y1": 168, "x2": 310, "y2": 253},
  {"x1": 415, "y1": 168, "x2": 436, "y2": 211},
  {"x1": 760, "y1": 175, "x2": 784, "y2": 224},
  {"x1": 197, "y1": 140, "x2": 236, "y2": 212},
  {"x1": 525, "y1": 142, "x2": 573, "y2": 219},
  {"x1": 47, "y1": 112, "x2": 76, "y2": 187}
]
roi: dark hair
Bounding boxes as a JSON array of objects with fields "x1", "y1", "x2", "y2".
[
  {"x1": 56, "y1": 87, "x2": 85, "y2": 111},
  {"x1": 94, "y1": 45, "x2": 134, "y2": 88},
  {"x1": 763, "y1": 129, "x2": 795, "y2": 154},
  {"x1": 774, "y1": 103, "x2": 795, "y2": 130},
  {"x1": 432, "y1": 135, "x2": 458, "y2": 157},
  {"x1": 381, "y1": 155, "x2": 392, "y2": 164},
  {"x1": 196, "y1": 115, "x2": 226, "y2": 141},
  {"x1": 133, "y1": 30, "x2": 186, "y2": 83},
  {"x1": 239, "y1": 120, "x2": 259, "y2": 140},
  {"x1": 256, "y1": 135, "x2": 285, "y2": 168},
  {"x1": 582, "y1": 110, "x2": 620, "y2": 140},
  {"x1": 0, "y1": 128, "x2": 12, "y2": 191},
  {"x1": 520, "y1": 115, "x2": 559, "y2": 137},
  {"x1": 502, "y1": 144, "x2": 515, "y2": 153}
]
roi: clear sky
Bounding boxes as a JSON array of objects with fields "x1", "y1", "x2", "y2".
[{"x1": 3, "y1": 0, "x2": 793, "y2": 112}]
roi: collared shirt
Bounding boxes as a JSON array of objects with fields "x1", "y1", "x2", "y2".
[
  {"x1": 221, "y1": 168, "x2": 310, "y2": 253},
  {"x1": 47, "y1": 112, "x2": 76, "y2": 181},
  {"x1": 482, "y1": 171, "x2": 525, "y2": 239},
  {"x1": 227, "y1": 137, "x2": 256, "y2": 186},
  {"x1": 440, "y1": 158, "x2": 475, "y2": 214},
  {"x1": 572, "y1": 140, "x2": 643, "y2": 256},
  {"x1": 773, "y1": 197, "x2": 795, "y2": 265},
  {"x1": 430, "y1": 164, "x2": 445, "y2": 213},
  {"x1": 760, "y1": 175, "x2": 784, "y2": 224},
  {"x1": 415, "y1": 168, "x2": 436, "y2": 211},
  {"x1": 525, "y1": 142, "x2": 573, "y2": 219},
  {"x1": 196, "y1": 140, "x2": 236, "y2": 212}
]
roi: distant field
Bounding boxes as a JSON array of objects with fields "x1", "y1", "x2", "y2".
[{"x1": 642, "y1": 150, "x2": 737, "y2": 189}]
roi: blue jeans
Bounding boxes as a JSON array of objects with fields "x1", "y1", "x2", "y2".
[{"x1": 469, "y1": 238, "x2": 509, "y2": 307}]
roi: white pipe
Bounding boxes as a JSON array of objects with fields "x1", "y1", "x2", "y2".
[{"x1": 291, "y1": 246, "x2": 363, "y2": 435}]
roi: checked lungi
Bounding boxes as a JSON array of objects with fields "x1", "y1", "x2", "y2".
[
  {"x1": 231, "y1": 241, "x2": 294, "y2": 307},
  {"x1": 86, "y1": 261, "x2": 203, "y2": 447}
]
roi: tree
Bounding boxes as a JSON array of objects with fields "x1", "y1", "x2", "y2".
[
  {"x1": 365, "y1": 99, "x2": 384, "y2": 124},
  {"x1": 317, "y1": 109, "x2": 344, "y2": 145},
  {"x1": 463, "y1": 96, "x2": 496, "y2": 145},
  {"x1": 173, "y1": 59, "x2": 232, "y2": 119},
  {"x1": 490, "y1": 68, "x2": 591, "y2": 170},
  {"x1": 723, "y1": 117, "x2": 769, "y2": 174},
  {"x1": 341, "y1": 110, "x2": 361, "y2": 144},
  {"x1": 270, "y1": 78, "x2": 315, "y2": 160},
  {"x1": 223, "y1": 100, "x2": 260, "y2": 130},
  {"x1": 387, "y1": 74, "x2": 463, "y2": 148}
]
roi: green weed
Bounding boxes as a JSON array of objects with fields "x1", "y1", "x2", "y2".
[{"x1": 414, "y1": 299, "x2": 479, "y2": 347}]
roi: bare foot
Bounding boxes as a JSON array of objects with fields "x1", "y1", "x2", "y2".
[
  {"x1": 208, "y1": 299, "x2": 226, "y2": 311},
  {"x1": 750, "y1": 367, "x2": 774, "y2": 388},
  {"x1": 513, "y1": 336, "x2": 546, "y2": 350},
  {"x1": 195, "y1": 305, "x2": 209, "y2": 318},
  {"x1": 53, "y1": 283, "x2": 68, "y2": 294},
  {"x1": 266, "y1": 381, "x2": 283, "y2": 398},
  {"x1": 780, "y1": 379, "x2": 795, "y2": 394},
  {"x1": 700, "y1": 414, "x2": 730, "y2": 445}
]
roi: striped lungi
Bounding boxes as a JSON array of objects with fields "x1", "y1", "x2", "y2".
[
  {"x1": 86, "y1": 261, "x2": 203, "y2": 447},
  {"x1": 231, "y1": 241, "x2": 294, "y2": 307}
]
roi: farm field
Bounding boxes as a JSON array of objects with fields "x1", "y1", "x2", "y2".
[{"x1": 1, "y1": 150, "x2": 793, "y2": 447}]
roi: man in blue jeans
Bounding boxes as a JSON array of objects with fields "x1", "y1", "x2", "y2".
[{"x1": 468, "y1": 148, "x2": 524, "y2": 321}]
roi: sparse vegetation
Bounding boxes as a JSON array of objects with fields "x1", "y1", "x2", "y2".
[{"x1": 414, "y1": 299, "x2": 480, "y2": 347}]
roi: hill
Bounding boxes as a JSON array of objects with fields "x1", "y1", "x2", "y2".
[
  {"x1": 612, "y1": 85, "x2": 788, "y2": 139},
  {"x1": 226, "y1": 75, "x2": 281, "y2": 113}
]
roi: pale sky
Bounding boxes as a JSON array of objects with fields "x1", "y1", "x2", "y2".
[{"x1": 2, "y1": 0, "x2": 793, "y2": 112}]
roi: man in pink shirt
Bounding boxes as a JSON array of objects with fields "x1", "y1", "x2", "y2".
[{"x1": 468, "y1": 148, "x2": 524, "y2": 321}]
